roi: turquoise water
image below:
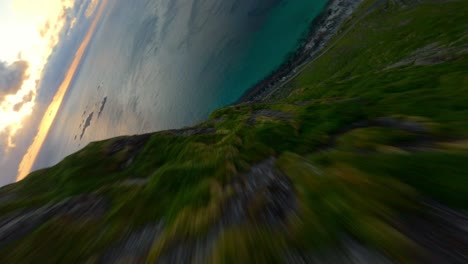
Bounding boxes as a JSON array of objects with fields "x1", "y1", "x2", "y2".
[
  {"x1": 34, "y1": 0, "x2": 327, "y2": 169},
  {"x1": 217, "y1": 1, "x2": 328, "y2": 104}
]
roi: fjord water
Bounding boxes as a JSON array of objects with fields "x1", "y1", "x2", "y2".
[{"x1": 35, "y1": 0, "x2": 327, "y2": 169}]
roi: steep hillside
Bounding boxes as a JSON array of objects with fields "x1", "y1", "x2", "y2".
[{"x1": 1, "y1": 0, "x2": 467, "y2": 262}]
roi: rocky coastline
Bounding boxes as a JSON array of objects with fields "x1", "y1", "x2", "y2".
[{"x1": 237, "y1": 0, "x2": 363, "y2": 103}]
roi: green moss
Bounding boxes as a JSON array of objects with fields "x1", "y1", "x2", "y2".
[
  {"x1": 277, "y1": 152, "x2": 419, "y2": 258},
  {"x1": 336, "y1": 127, "x2": 420, "y2": 151},
  {"x1": 340, "y1": 151, "x2": 468, "y2": 209},
  {"x1": 2, "y1": 0, "x2": 468, "y2": 261},
  {"x1": 209, "y1": 226, "x2": 287, "y2": 264}
]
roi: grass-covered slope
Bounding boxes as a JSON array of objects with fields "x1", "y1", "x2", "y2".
[{"x1": 1, "y1": 0, "x2": 467, "y2": 262}]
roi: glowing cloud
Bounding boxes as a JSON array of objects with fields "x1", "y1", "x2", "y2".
[
  {"x1": 85, "y1": 0, "x2": 99, "y2": 17},
  {"x1": 17, "y1": 0, "x2": 108, "y2": 181},
  {"x1": 0, "y1": 0, "x2": 76, "y2": 151}
]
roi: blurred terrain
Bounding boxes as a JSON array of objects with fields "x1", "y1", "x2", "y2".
[{"x1": 1, "y1": 0, "x2": 468, "y2": 262}]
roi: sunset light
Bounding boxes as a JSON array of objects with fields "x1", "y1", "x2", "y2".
[
  {"x1": 0, "y1": 0, "x2": 75, "y2": 150},
  {"x1": 17, "y1": 0, "x2": 107, "y2": 180}
]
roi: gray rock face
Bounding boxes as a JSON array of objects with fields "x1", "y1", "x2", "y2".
[
  {"x1": 106, "y1": 133, "x2": 153, "y2": 169},
  {"x1": 156, "y1": 157, "x2": 298, "y2": 263},
  {"x1": 373, "y1": 117, "x2": 428, "y2": 134},
  {"x1": 0, "y1": 193, "x2": 16, "y2": 204},
  {"x1": 344, "y1": 117, "x2": 429, "y2": 134},
  {"x1": 169, "y1": 127, "x2": 216, "y2": 136},
  {"x1": 401, "y1": 200, "x2": 468, "y2": 264},
  {"x1": 220, "y1": 157, "x2": 297, "y2": 227},
  {"x1": 101, "y1": 223, "x2": 164, "y2": 263},
  {"x1": 0, "y1": 195, "x2": 107, "y2": 248},
  {"x1": 248, "y1": 110, "x2": 294, "y2": 125},
  {"x1": 106, "y1": 133, "x2": 152, "y2": 156},
  {"x1": 286, "y1": 238, "x2": 393, "y2": 264},
  {"x1": 384, "y1": 42, "x2": 468, "y2": 70}
]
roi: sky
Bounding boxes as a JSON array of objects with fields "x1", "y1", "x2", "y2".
[{"x1": 0, "y1": 0, "x2": 104, "y2": 185}]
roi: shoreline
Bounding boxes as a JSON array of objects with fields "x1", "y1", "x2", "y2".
[{"x1": 236, "y1": 0, "x2": 363, "y2": 103}]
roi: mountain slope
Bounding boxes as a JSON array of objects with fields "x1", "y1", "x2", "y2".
[{"x1": 1, "y1": 0, "x2": 467, "y2": 262}]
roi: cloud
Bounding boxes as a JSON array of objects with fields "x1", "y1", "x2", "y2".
[
  {"x1": 12, "y1": 90, "x2": 34, "y2": 112},
  {"x1": 85, "y1": 0, "x2": 99, "y2": 17},
  {"x1": 17, "y1": 0, "x2": 109, "y2": 182},
  {"x1": 0, "y1": 0, "x2": 89, "y2": 152},
  {"x1": 0, "y1": 60, "x2": 29, "y2": 99},
  {"x1": 0, "y1": 0, "x2": 107, "y2": 186},
  {"x1": 39, "y1": 21, "x2": 51, "y2": 37}
]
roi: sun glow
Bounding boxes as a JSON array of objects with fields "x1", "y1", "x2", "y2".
[
  {"x1": 0, "y1": 0, "x2": 76, "y2": 150},
  {"x1": 16, "y1": 0, "x2": 107, "y2": 181}
]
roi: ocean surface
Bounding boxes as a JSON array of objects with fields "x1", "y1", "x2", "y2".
[{"x1": 34, "y1": 0, "x2": 327, "y2": 169}]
